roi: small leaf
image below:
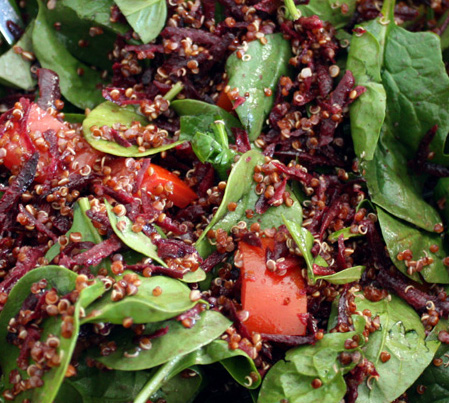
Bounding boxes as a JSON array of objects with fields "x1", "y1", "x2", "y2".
[
  {"x1": 105, "y1": 199, "x2": 166, "y2": 266},
  {"x1": 316, "y1": 266, "x2": 366, "y2": 284},
  {"x1": 115, "y1": 0, "x2": 167, "y2": 44},
  {"x1": 327, "y1": 227, "x2": 363, "y2": 242},
  {"x1": 83, "y1": 101, "x2": 182, "y2": 156},
  {"x1": 96, "y1": 310, "x2": 231, "y2": 371},
  {"x1": 226, "y1": 33, "x2": 292, "y2": 140},
  {"x1": 83, "y1": 271, "x2": 196, "y2": 324},
  {"x1": 296, "y1": 0, "x2": 357, "y2": 29}
]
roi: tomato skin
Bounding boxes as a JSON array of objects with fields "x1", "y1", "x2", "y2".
[
  {"x1": 216, "y1": 89, "x2": 234, "y2": 113},
  {"x1": 240, "y1": 238, "x2": 307, "y2": 336},
  {"x1": 140, "y1": 164, "x2": 197, "y2": 209}
]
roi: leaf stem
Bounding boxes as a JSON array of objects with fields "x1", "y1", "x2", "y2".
[
  {"x1": 212, "y1": 120, "x2": 229, "y2": 148},
  {"x1": 284, "y1": 0, "x2": 301, "y2": 21},
  {"x1": 164, "y1": 82, "x2": 184, "y2": 102},
  {"x1": 381, "y1": 0, "x2": 395, "y2": 22},
  {"x1": 134, "y1": 356, "x2": 183, "y2": 403}
]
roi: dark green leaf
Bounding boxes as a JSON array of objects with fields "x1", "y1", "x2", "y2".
[
  {"x1": 363, "y1": 137, "x2": 442, "y2": 232},
  {"x1": 258, "y1": 316, "x2": 366, "y2": 403},
  {"x1": 32, "y1": 1, "x2": 105, "y2": 109},
  {"x1": 46, "y1": 197, "x2": 102, "y2": 263},
  {"x1": 0, "y1": 22, "x2": 36, "y2": 90},
  {"x1": 43, "y1": 1, "x2": 122, "y2": 71},
  {"x1": 105, "y1": 199, "x2": 166, "y2": 266},
  {"x1": 195, "y1": 150, "x2": 303, "y2": 257},
  {"x1": 0, "y1": 266, "x2": 105, "y2": 403},
  {"x1": 382, "y1": 25, "x2": 449, "y2": 165},
  {"x1": 376, "y1": 207, "x2": 449, "y2": 283},
  {"x1": 83, "y1": 271, "x2": 197, "y2": 324},
  {"x1": 316, "y1": 265, "x2": 366, "y2": 284},
  {"x1": 83, "y1": 101, "x2": 182, "y2": 156},
  {"x1": 96, "y1": 310, "x2": 231, "y2": 371},
  {"x1": 115, "y1": 0, "x2": 167, "y2": 44},
  {"x1": 355, "y1": 294, "x2": 439, "y2": 402},
  {"x1": 226, "y1": 33, "x2": 292, "y2": 140}
]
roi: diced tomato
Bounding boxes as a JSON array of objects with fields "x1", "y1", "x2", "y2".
[
  {"x1": 139, "y1": 164, "x2": 197, "y2": 209},
  {"x1": 0, "y1": 101, "x2": 102, "y2": 182},
  {"x1": 239, "y1": 238, "x2": 307, "y2": 336},
  {"x1": 216, "y1": 89, "x2": 234, "y2": 113}
]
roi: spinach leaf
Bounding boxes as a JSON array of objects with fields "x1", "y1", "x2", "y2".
[
  {"x1": 258, "y1": 316, "x2": 366, "y2": 403},
  {"x1": 226, "y1": 33, "x2": 292, "y2": 140},
  {"x1": 83, "y1": 101, "x2": 182, "y2": 156},
  {"x1": 283, "y1": 216, "x2": 315, "y2": 282},
  {"x1": 355, "y1": 294, "x2": 439, "y2": 402},
  {"x1": 32, "y1": 1, "x2": 105, "y2": 109},
  {"x1": 377, "y1": 207, "x2": 449, "y2": 283},
  {"x1": 195, "y1": 150, "x2": 303, "y2": 257},
  {"x1": 171, "y1": 99, "x2": 242, "y2": 140},
  {"x1": 435, "y1": 177, "x2": 449, "y2": 225},
  {"x1": 295, "y1": 0, "x2": 357, "y2": 29},
  {"x1": 115, "y1": 0, "x2": 167, "y2": 44},
  {"x1": 60, "y1": 0, "x2": 129, "y2": 33},
  {"x1": 407, "y1": 321, "x2": 449, "y2": 402},
  {"x1": 57, "y1": 361, "x2": 152, "y2": 403},
  {"x1": 382, "y1": 24, "x2": 449, "y2": 166},
  {"x1": 105, "y1": 199, "x2": 166, "y2": 266},
  {"x1": 82, "y1": 271, "x2": 197, "y2": 324},
  {"x1": 43, "y1": 1, "x2": 120, "y2": 71},
  {"x1": 363, "y1": 136, "x2": 442, "y2": 232},
  {"x1": 46, "y1": 197, "x2": 102, "y2": 263},
  {"x1": 96, "y1": 310, "x2": 231, "y2": 371},
  {"x1": 191, "y1": 120, "x2": 236, "y2": 179},
  {"x1": 0, "y1": 266, "x2": 105, "y2": 403},
  {"x1": 316, "y1": 265, "x2": 366, "y2": 284},
  {"x1": 0, "y1": 22, "x2": 36, "y2": 90}
]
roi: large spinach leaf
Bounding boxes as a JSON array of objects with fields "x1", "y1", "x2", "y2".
[
  {"x1": 83, "y1": 101, "x2": 182, "y2": 156},
  {"x1": 96, "y1": 310, "x2": 231, "y2": 371},
  {"x1": 363, "y1": 136, "x2": 442, "y2": 232},
  {"x1": 355, "y1": 294, "x2": 439, "y2": 402},
  {"x1": 82, "y1": 271, "x2": 197, "y2": 324},
  {"x1": 115, "y1": 0, "x2": 167, "y2": 44},
  {"x1": 382, "y1": 25, "x2": 449, "y2": 166},
  {"x1": 226, "y1": 33, "x2": 292, "y2": 140},
  {"x1": 32, "y1": 1, "x2": 105, "y2": 109},
  {"x1": 0, "y1": 22, "x2": 36, "y2": 90},
  {"x1": 195, "y1": 150, "x2": 303, "y2": 257},
  {"x1": 377, "y1": 207, "x2": 449, "y2": 283},
  {"x1": 258, "y1": 316, "x2": 366, "y2": 403},
  {"x1": 0, "y1": 266, "x2": 105, "y2": 403}
]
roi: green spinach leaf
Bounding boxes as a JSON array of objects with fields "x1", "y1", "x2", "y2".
[
  {"x1": 0, "y1": 22, "x2": 36, "y2": 90},
  {"x1": 435, "y1": 177, "x2": 449, "y2": 225},
  {"x1": 376, "y1": 207, "x2": 449, "y2": 283},
  {"x1": 226, "y1": 33, "x2": 292, "y2": 140},
  {"x1": 33, "y1": 1, "x2": 105, "y2": 109},
  {"x1": 258, "y1": 316, "x2": 366, "y2": 403},
  {"x1": 82, "y1": 271, "x2": 197, "y2": 324},
  {"x1": 83, "y1": 101, "x2": 182, "y2": 156},
  {"x1": 96, "y1": 310, "x2": 231, "y2": 371},
  {"x1": 0, "y1": 266, "x2": 105, "y2": 403},
  {"x1": 295, "y1": 0, "x2": 357, "y2": 29},
  {"x1": 316, "y1": 265, "x2": 366, "y2": 284},
  {"x1": 355, "y1": 294, "x2": 439, "y2": 402},
  {"x1": 327, "y1": 226, "x2": 363, "y2": 242},
  {"x1": 115, "y1": 0, "x2": 167, "y2": 44},
  {"x1": 105, "y1": 199, "x2": 166, "y2": 266}
]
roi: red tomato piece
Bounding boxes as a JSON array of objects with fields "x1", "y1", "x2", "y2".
[
  {"x1": 240, "y1": 238, "x2": 307, "y2": 336},
  {"x1": 140, "y1": 164, "x2": 197, "y2": 209},
  {"x1": 216, "y1": 89, "x2": 234, "y2": 113}
]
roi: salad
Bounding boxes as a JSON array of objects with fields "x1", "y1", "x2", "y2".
[{"x1": 1, "y1": 0, "x2": 449, "y2": 401}]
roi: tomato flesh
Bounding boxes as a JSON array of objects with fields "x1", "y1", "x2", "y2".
[
  {"x1": 140, "y1": 164, "x2": 197, "y2": 209},
  {"x1": 240, "y1": 238, "x2": 307, "y2": 336}
]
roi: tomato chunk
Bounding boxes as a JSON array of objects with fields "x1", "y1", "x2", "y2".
[
  {"x1": 216, "y1": 89, "x2": 234, "y2": 113},
  {"x1": 141, "y1": 164, "x2": 197, "y2": 209},
  {"x1": 240, "y1": 238, "x2": 307, "y2": 335}
]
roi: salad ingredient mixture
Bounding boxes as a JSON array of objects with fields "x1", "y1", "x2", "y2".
[{"x1": 0, "y1": 0, "x2": 449, "y2": 402}]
